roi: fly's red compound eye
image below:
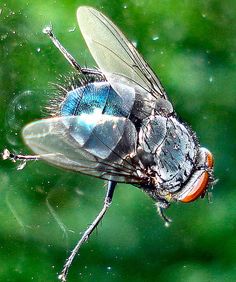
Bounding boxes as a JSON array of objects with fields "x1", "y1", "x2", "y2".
[
  {"x1": 206, "y1": 150, "x2": 214, "y2": 169},
  {"x1": 180, "y1": 149, "x2": 214, "y2": 203},
  {"x1": 180, "y1": 171, "x2": 209, "y2": 203}
]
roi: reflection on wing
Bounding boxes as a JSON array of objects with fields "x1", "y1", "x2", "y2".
[
  {"x1": 77, "y1": 6, "x2": 167, "y2": 102},
  {"x1": 22, "y1": 115, "x2": 142, "y2": 183}
]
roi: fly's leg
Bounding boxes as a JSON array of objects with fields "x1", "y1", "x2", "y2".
[
  {"x1": 156, "y1": 205, "x2": 172, "y2": 227},
  {"x1": 43, "y1": 25, "x2": 103, "y2": 77},
  {"x1": 155, "y1": 199, "x2": 172, "y2": 227},
  {"x1": 58, "y1": 180, "x2": 117, "y2": 282},
  {"x1": 2, "y1": 149, "x2": 40, "y2": 161},
  {"x1": 2, "y1": 149, "x2": 40, "y2": 170}
]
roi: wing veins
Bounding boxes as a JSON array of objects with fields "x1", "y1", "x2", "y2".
[
  {"x1": 89, "y1": 8, "x2": 166, "y2": 99},
  {"x1": 88, "y1": 121, "x2": 138, "y2": 170},
  {"x1": 32, "y1": 139, "x2": 136, "y2": 174},
  {"x1": 92, "y1": 39, "x2": 150, "y2": 93}
]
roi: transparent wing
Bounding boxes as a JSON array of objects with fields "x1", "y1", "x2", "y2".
[
  {"x1": 77, "y1": 6, "x2": 168, "y2": 102},
  {"x1": 22, "y1": 115, "x2": 142, "y2": 183}
]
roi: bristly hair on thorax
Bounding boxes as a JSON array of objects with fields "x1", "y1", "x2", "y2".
[{"x1": 45, "y1": 70, "x2": 106, "y2": 117}]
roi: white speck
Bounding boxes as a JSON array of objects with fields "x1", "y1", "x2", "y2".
[
  {"x1": 132, "y1": 41, "x2": 137, "y2": 47},
  {"x1": 68, "y1": 26, "x2": 76, "y2": 32},
  {"x1": 17, "y1": 161, "x2": 26, "y2": 170},
  {"x1": 107, "y1": 266, "x2": 112, "y2": 270},
  {"x1": 209, "y1": 76, "x2": 213, "y2": 83},
  {"x1": 202, "y1": 13, "x2": 207, "y2": 18},
  {"x1": 123, "y1": 4, "x2": 128, "y2": 9},
  {"x1": 76, "y1": 189, "x2": 84, "y2": 196},
  {"x1": 36, "y1": 47, "x2": 41, "y2": 52},
  {"x1": 152, "y1": 35, "x2": 159, "y2": 41},
  {"x1": 174, "y1": 144, "x2": 179, "y2": 150},
  {"x1": 1, "y1": 34, "x2": 8, "y2": 40}
]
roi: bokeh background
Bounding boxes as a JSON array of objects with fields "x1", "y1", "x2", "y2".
[{"x1": 0, "y1": 0, "x2": 235, "y2": 281}]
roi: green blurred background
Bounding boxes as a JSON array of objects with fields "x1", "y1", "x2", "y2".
[{"x1": 0, "y1": 0, "x2": 235, "y2": 281}]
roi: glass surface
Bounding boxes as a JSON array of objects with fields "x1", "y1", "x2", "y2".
[{"x1": 0, "y1": 0, "x2": 235, "y2": 281}]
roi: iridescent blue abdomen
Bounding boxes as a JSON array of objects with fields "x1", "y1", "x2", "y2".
[
  {"x1": 59, "y1": 81, "x2": 136, "y2": 162},
  {"x1": 61, "y1": 81, "x2": 131, "y2": 118}
]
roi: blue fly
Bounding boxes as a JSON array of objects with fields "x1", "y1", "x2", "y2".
[{"x1": 3, "y1": 6, "x2": 215, "y2": 282}]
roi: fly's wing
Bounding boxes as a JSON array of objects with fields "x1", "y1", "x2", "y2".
[
  {"x1": 77, "y1": 6, "x2": 168, "y2": 102},
  {"x1": 22, "y1": 115, "x2": 141, "y2": 183}
]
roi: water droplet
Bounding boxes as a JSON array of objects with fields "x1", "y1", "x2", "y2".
[
  {"x1": 68, "y1": 26, "x2": 76, "y2": 32},
  {"x1": 209, "y1": 76, "x2": 213, "y2": 83},
  {"x1": 1, "y1": 34, "x2": 8, "y2": 40},
  {"x1": 5, "y1": 90, "x2": 42, "y2": 147},
  {"x1": 152, "y1": 35, "x2": 159, "y2": 41},
  {"x1": 17, "y1": 161, "x2": 27, "y2": 170}
]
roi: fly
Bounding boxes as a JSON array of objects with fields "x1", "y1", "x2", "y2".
[{"x1": 2, "y1": 6, "x2": 215, "y2": 282}]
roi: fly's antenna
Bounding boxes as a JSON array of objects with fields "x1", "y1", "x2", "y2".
[{"x1": 43, "y1": 25, "x2": 82, "y2": 72}]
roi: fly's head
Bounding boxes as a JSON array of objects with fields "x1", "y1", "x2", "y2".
[
  {"x1": 145, "y1": 147, "x2": 214, "y2": 225},
  {"x1": 175, "y1": 147, "x2": 214, "y2": 203}
]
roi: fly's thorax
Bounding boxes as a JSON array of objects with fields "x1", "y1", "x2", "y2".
[
  {"x1": 139, "y1": 115, "x2": 198, "y2": 193},
  {"x1": 154, "y1": 98, "x2": 173, "y2": 116},
  {"x1": 130, "y1": 89, "x2": 173, "y2": 121}
]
